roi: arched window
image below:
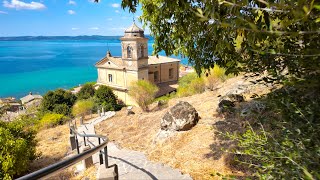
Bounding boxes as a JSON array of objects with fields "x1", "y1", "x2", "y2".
[
  {"x1": 140, "y1": 45, "x2": 144, "y2": 58},
  {"x1": 127, "y1": 46, "x2": 132, "y2": 58}
]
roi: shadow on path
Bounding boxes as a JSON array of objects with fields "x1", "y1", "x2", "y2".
[{"x1": 108, "y1": 155, "x2": 158, "y2": 180}]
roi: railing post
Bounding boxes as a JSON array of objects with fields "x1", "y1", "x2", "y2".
[
  {"x1": 75, "y1": 135, "x2": 80, "y2": 154},
  {"x1": 104, "y1": 146, "x2": 108, "y2": 168},
  {"x1": 115, "y1": 164, "x2": 119, "y2": 180},
  {"x1": 98, "y1": 138, "x2": 103, "y2": 165},
  {"x1": 81, "y1": 146, "x2": 93, "y2": 169},
  {"x1": 83, "y1": 136, "x2": 86, "y2": 146},
  {"x1": 80, "y1": 116, "x2": 84, "y2": 125},
  {"x1": 69, "y1": 134, "x2": 76, "y2": 150}
]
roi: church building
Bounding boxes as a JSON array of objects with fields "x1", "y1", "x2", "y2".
[{"x1": 95, "y1": 23, "x2": 180, "y2": 104}]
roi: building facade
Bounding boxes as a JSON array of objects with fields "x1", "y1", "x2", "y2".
[{"x1": 95, "y1": 23, "x2": 180, "y2": 104}]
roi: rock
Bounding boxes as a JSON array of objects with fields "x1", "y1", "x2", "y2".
[
  {"x1": 160, "y1": 101, "x2": 199, "y2": 131},
  {"x1": 240, "y1": 101, "x2": 266, "y2": 117},
  {"x1": 153, "y1": 130, "x2": 176, "y2": 144},
  {"x1": 216, "y1": 93, "x2": 244, "y2": 115},
  {"x1": 229, "y1": 94, "x2": 245, "y2": 102},
  {"x1": 127, "y1": 106, "x2": 135, "y2": 115},
  {"x1": 216, "y1": 100, "x2": 235, "y2": 115}
]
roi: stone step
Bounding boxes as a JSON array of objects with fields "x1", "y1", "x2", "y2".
[{"x1": 97, "y1": 164, "x2": 117, "y2": 180}]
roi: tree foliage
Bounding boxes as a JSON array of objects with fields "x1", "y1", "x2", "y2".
[
  {"x1": 77, "y1": 84, "x2": 95, "y2": 100},
  {"x1": 94, "y1": 85, "x2": 118, "y2": 111},
  {"x1": 40, "y1": 89, "x2": 76, "y2": 116},
  {"x1": 0, "y1": 121, "x2": 36, "y2": 179},
  {"x1": 129, "y1": 80, "x2": 159, "y2": 111},
  {"x1": 118, "y1": 0, "x2": 320, "y2": 81}
]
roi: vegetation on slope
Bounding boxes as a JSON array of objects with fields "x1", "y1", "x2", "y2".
[
  {"x1": 222, "y1": 79, "x2": 320, "y2": 179},
  {"x1": 129, "y1": 80, "x2": 159, "y2": 111},
  {"x1": 115, "y1": 1, "x2": 320, "y2": 178},
  {"x1": 0, "y1": 121, "x2": 36, "y2": 179}
]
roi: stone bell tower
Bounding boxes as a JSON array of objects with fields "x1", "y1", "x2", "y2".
[{"x1": 120, "y1": 23, "x2": 149, "y2": 80}]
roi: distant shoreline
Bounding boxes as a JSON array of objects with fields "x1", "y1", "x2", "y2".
[{"x1": 0, "y1": 35, "x2": 153, "y2": 41}]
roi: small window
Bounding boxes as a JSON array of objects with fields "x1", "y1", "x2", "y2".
[
  {"x1": 108, "y1": 74, "x2": 112, "y2": 82},
  {"x1": 127, "y1": 46, "x2": 132, "y2": 58},
  {"x1": 169, "y1": 68, "x2": 174, "y2": 79},
  {"x1": 154, "y1": 71, "x2": 159, "y2": 82}
]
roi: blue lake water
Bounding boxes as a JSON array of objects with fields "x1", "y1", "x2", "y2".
[{"x1": 0, "y1": 38, "x2": 188, "y2": 98}]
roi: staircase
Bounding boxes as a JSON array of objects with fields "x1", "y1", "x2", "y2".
[{"x1": 77, "y1": 112, "x2": 192, "y2": 180}]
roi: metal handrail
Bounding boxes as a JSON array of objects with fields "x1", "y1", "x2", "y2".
[{"x1": 17, "y1": 121, "x2": 118, "y2": 180}]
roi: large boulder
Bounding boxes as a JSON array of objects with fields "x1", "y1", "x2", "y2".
[{"x1": 161, "y1": 101, "x2": 199, "y2": 131}]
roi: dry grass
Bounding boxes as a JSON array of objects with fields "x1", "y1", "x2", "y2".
[
  {"x1": 28, "y1": 114, "x2": 100, "y2": 179},
  {"x1": 30, "y1": 124, "x2": 71, "y2": 171},
  {"x1": 95, "y1": 75, "x2": 278, "y2": 180},
  {"x1": 26, "y1": 75, "x2": 276, "y2": 180}
]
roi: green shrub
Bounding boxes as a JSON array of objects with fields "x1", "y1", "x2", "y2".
[
  {"x1": 176, "y1": 86, "x2": 193, "y2": 97},
  {"x1": 52, "y1": 103, "x2": 70, "y2": 116},
  {"x1": 41, "y1": 89, "x2": 76, "y2": 116},
  {"x1": 72, "y1": 99, "x2": 95, "y2": 118},
  {"x1": 129, "y1": 80, "x2": 159, "y2": 111},
  {"x1": 178, "y1": 72, "x2": 198, "y2": 87},
  {"x1": 94, "y1": 85, "x2": 117, "y2": 111},
  {"x1": 0, "y1": 121, "x2": 36, "y2": 179},
  {"x1": 39, "y1": 113, "x2": 67, "y2": 129},
  {"x1": 177, "y1": 76, "x2": 205, "y2": 97},
  {"x1": 190, "y1": 77, "x2": 206, "y2": 94},
  {"x1": 77, "y1": 84, "x2": 95, "y2": 100}
]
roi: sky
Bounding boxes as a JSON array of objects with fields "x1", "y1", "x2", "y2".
[{"x1": 0, "y1": 0, "x2": 148, "y2": 36}]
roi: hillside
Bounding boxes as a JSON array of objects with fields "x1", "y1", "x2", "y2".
[{"x1": 95, "y1": 74, "x2": 277, "y2": 179}]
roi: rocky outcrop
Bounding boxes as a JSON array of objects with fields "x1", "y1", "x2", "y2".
[
  {"x1": 217, "y1": 94, "x2": 245, "y2": 115},
  {"x1": 160, "y1": 101, "x2": 199, "y2": 131}
]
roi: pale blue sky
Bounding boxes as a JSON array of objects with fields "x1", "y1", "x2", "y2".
[{"x1": 0, "y1": 0, "x2": 148, "y2": 36}]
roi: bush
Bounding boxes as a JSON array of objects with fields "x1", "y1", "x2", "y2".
[
  {"x1": 177, "y1": 76, "x2": 205, "y2": 97},
  {"x1": 178, "y1": 72, "x2": 198, "y2": 87},
  {"x1": 129, "y1": 80, "x2": 159, "y2": 111},
  {"x1": 38, "y1": 113, "x2": 67, "y2": 129},
  {"x1": 72, "y1": 99, "x2": 95, "y2": 118},
  {"x1": 0, "y1": 121, "x2": 36, "y2": 179},
  {"x1": 205, "y1": 65, "x2": 233, "y2": 90},
  {"x1": 41, "y1": 89, "x2": 76, "y2": 116},
  {"x1": 223, "y1": 79, "x2": 320, "y2": 179},
  {"x1": 52, "y1": 103, "x2": 70, "y2": 116},
  {"x1": 77, "y1": 84, "x2": 95, "y2": 100},
  {"x1": 190, "y1": 77, "x2": 206, "y2": 94},
  {"x1": 94, "y1": 85, "x2": 117, "y2": 111},
  {"x1": 205, "y1": 74, "x2": 219, "y2": 91}
]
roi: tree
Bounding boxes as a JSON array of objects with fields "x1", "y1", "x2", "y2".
[
  {"x1": 40, "y1": 89, "x2": 76, "y2": 116},
  {"x1": 116, "y1": 0, "x2": 320, "y2": 81},
  {"x1": 94, "y1": 85, "x2": 117, "y2": 111},
  {"x1": 0, "y1": 121, "x2": 36, "y2": 179},
  {"x1": 128, "y1": 80, "x2": 159, "y2": 111},
  {"x1": 77, "y1": 84, "x2": 95, "y2": 100},
  {"x1": 72, "y1": 99, "x2": 95, "y2": 119}
]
